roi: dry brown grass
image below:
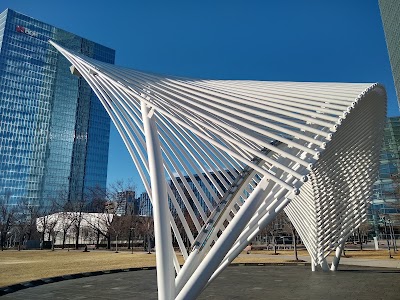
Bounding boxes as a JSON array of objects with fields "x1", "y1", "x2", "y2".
[
  {"x1": 0, "y1": 250, "x2": 163, "y2": 287},
  {"x1": 0, "y1": 248, "x2": 398, "y2": 287},
  {"x1": 337, "y1": 249, "x2": 400, "y2": 260},
  {"x1": 248, "y1": 249, "x2": 400, "y2": 260},
  {"x1": 232, "y1": 250, "x2": 309, "y2": 264}
]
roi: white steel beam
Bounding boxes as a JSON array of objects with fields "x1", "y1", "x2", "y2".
[{"x1": 141, "y1": 101, "x2": 175, "y2": 299}]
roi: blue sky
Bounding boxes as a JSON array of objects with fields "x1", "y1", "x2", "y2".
[{"x1": 1, "y1": 0, "x2": 398, "y2": 192}]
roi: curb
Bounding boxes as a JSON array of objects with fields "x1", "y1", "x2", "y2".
[{"x1": 0, "y1": 266, "x2": 156, "y2": 297}]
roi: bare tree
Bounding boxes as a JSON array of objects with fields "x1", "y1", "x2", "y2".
[
  {"x1": 51, "y1": 191, "x2": 73, "y2": 249},
  {"x1": 127, "y1": 213, "x2": 141, "y2": 250},
  {"x1": 36, "y1": 199, "x2": 59, "y2": 250},
  {"x1": 86, "y1": 197, "x2": 114, "y2": 249},
  {"x1": 84, "y1": 192, "x2": 109, "y2": 249},
  {"x1": 124, "y1": 192, "x2": 141, "y2": 250},
  {"x1": 75, "y1": 179, "x2": 138, "y2": 251},
  {"x1": 107, "y1": 178, "x2": 136, "y2": 214},
  {"x1": 64, "y1": 199, "x2": 87, "y2": 250},
  {"x1": 140, "y1": 216, "x2": 154, "y2": 253},
  {"x1": 59, "y1": 211, "x2": 73, "y2": 249},
  {"x1": 13, "y1": 200, "x2": 40, "y2": 250},
  {"x1": 264, "y1": 212, "x2": 285, "y2": 255},
  {"x1": 358, "y1": 221, "x2": 372, "y2": 250},
  {"x1": 281, "y1": 212, "x2": 299, "y2": 261},
  {"x1": 98, "y1": 179, "x2": 136, "y2": 250},
  {"x1": 83, "y1": 187, "x2": 116, "y2": 250},
  {"x1": 47, "y1": 213, "x2": 62, "y2": 251},
  {"x1": 0, "y1": 191, "x2": 17, "y2": 251},
  {"x1": 109, "y1": 215, "x2": 127, "y2": 252}
]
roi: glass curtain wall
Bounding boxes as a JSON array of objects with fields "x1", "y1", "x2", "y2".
[{"x1": 0, "y1": 9, "x2": 115, "y2": 207}]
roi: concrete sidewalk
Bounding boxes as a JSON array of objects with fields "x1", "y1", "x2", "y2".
[
  {"x1": 337, "y1": 256, "x2": 400, "y2": 268},
  {"x1": 239, "y1": 252, "x2": 400, "y2": 269}
]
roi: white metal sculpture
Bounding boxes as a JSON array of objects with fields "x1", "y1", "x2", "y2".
[{"x1": 51, "y1": 41, "x2": 386, "y2": 300}]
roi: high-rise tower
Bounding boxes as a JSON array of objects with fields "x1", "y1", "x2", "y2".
[
  {"x1": 0, "y1": 9, "x2": 115, "y2": 206},
  {"x1": 379, "y1": 0, "x2": 400, "y2": 107}
]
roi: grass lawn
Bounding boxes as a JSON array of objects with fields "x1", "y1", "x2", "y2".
[
  {"x1": 0, "y1": 250, "x2": 161, "y2": 287},
  {"x1": 0, "y1": 248, "x2": 398, "y2": 287}
]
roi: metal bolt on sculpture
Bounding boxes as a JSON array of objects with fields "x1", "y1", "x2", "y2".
[{"x1": 51, "y1": 41, "x2": 386, "y2": 300}]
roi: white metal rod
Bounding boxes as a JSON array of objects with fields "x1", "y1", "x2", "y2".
[{"x1": 141, "y1": 101, "x2": 175, "y2": 300}]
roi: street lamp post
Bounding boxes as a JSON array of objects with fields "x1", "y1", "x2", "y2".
[
  {"x1": 382, "y1": 217, "x2": 393, "y2": 258},
  {"x1": 388, "y1": 218, "x2": 397, "y2": 252},
  {"x1": 130, "y1": 228, "x2": 134, "y2": 254}
]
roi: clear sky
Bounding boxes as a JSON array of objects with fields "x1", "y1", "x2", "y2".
[{"x1": 1, "y1": 0, "x2": 399, "y2": 193}]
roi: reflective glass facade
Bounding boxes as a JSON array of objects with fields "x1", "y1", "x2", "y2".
[
  {"x1": 0, "y1": 9, "x2": 115, "y2": 206},
  {"x1": 137, "y1": 171, "x2": 234, "y2": 217},
  {"x1": 371, "y1": 117, "x2": 400, "y2": 229},
  {"x1": 379, "y1": 0, "x2": 400, "y2": 106}
]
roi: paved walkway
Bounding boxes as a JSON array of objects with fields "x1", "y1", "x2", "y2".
[
  {"x1": 238, "y1": 252, "x2": 400, "y2": 269},
  {"x1": 2, "y1": 264, "x2": 399, "y2": 300}
]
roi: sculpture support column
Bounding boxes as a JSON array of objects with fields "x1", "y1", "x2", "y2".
[
  {"x1": 141, "y1": 101, "x2": 175, "y2": 300},
  {"x1": 177, "y1": 177, "x2": 275, "y2": 300},
  {"x1": 331, "y1": 240, "x2": 346, "y2": 271},
  {"x1": 320, "y1": 258, "x2": 329, "y2": 271},
  {"x1": 311, "y1": 257, "x2": 316, "y2": 272}
]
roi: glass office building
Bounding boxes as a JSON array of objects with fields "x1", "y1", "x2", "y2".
[
  {"x1": 371, "y1": 116, "x2": 400, "y2": 233},
  {"x1": 379, "y1": 0, "x2": 400, "y2": 106},
  {"x1": 0, "y1": 9, "x2": 115, "y2": 206},
  {"x1": 137, "y1": 171, "x2": 234, "y2": 218}
]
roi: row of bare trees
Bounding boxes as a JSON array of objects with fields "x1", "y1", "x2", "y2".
[
  {"x1": 255, "y1": 211, "x2": 374, "y2": 261},
  {"x1": 2, "y1": 178, "x2": 396, "y2": 255},
  {"x1": 0, "y1": 192, "x2": 42, "y2": 251},
  {"x1": 0, "y1": 180, "x2": 156, "y2": 252}
]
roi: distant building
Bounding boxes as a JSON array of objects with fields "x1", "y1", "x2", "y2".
[
  {"x1": 137, "y1": 171, "x2": 234, "y2": 217},
  {"x1": 36, "y1": 212, "x2": 114, "y2": 246},
  {"x1": 379, "y1": 0, "x2": 400, "y2": 106},
  {"x1": 168, "y1": 173, "x2": 222, "y2": 216},
  {"x1": 115, "y1": 190, "x2": 137, "y2": 216},
  {"x1": 0, "y1": 9, "x2": 115, "y2": 207},
  {"x1": 371, "y1": 116, "x2": 400, "y2": 235},
  {"x1": 137, "y1": 192, "x2": 152, "y2": 216}
]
